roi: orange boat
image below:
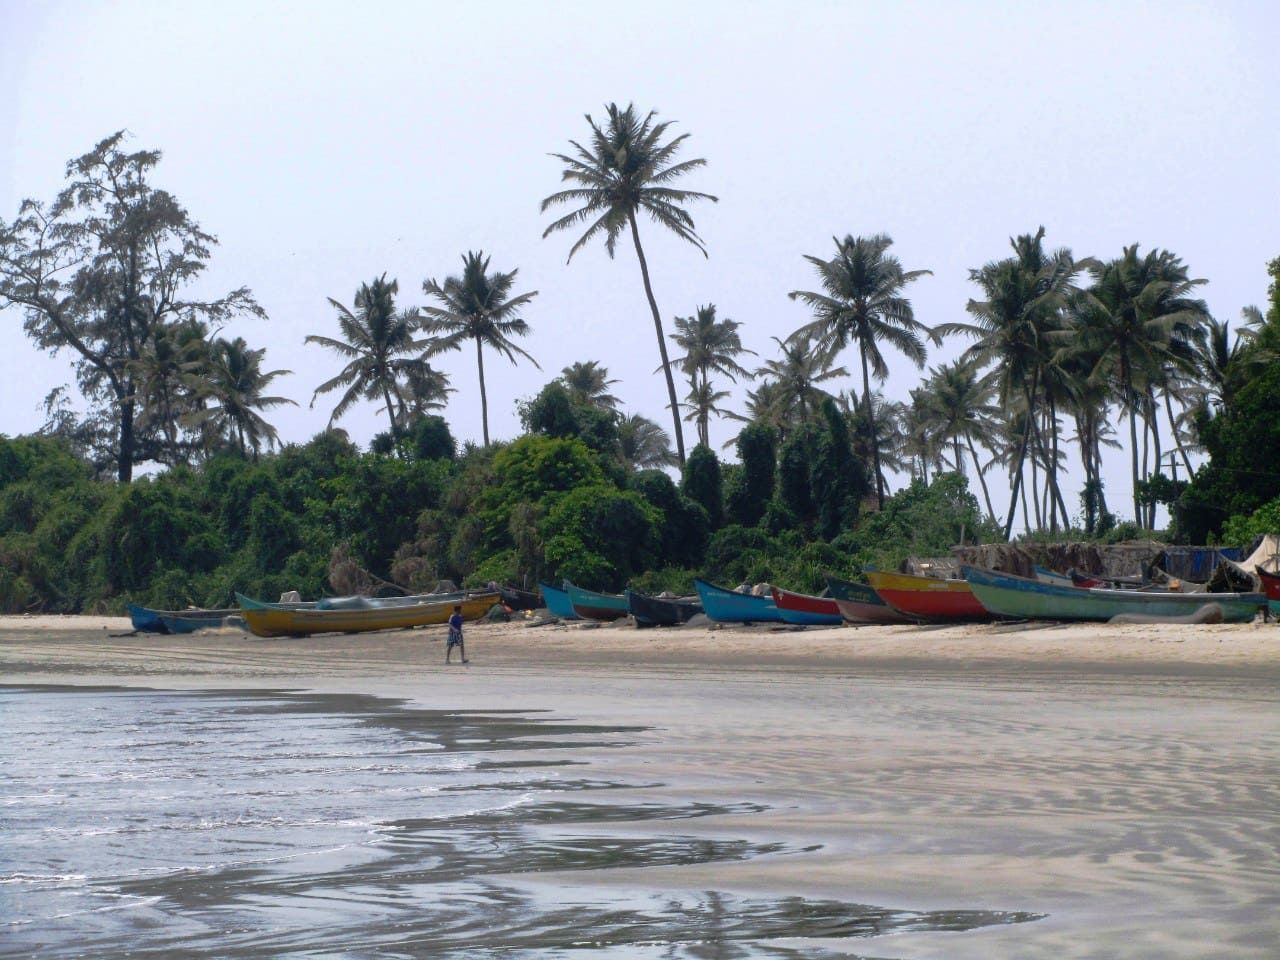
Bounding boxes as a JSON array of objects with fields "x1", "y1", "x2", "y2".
[{"x1": 864, "y1": 569, "x2": 992, "y2": 622}]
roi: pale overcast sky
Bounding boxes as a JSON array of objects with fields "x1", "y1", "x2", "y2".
[{"x1": 2, "y1": 0, "x2": 1277, "y2": 524}]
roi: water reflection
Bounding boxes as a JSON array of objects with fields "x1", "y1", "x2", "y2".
[{"x1": 1, "y1": 685, "x2": 1041, "y2": 958}]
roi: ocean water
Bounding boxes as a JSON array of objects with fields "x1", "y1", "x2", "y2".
[{"x1": 0, "y1": 685, "x2": 1038, "y2": 957}]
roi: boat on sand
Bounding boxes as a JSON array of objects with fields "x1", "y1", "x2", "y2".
[
  {"x1": 237, "y1": 592, "x2": 499, "y2": 638},
  {"x1": 963, "y1": 566, "x2": 1264, "y2": 623}
]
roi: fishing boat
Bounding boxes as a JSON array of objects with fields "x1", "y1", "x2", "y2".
[
  {"x1": 963, "y1": 566, "x2": 1265, "y2": 623},
  {"x1": 770, "y1": 587, "x2": 844, "y2": 626},
  {"x1": 538, "y1": 581, "x2": 579, "y2": 620},
  {"x1": 1256, "y1": 567, "x2": 1280, "y2": 615},
  {"x1": 693, "y1": 578, "x2": 784, "y2": 624},
  {"x1": 499, "y1": 585, "x2": 542, "y2": 611},
  {"x1": 128, "y1": 604, "x2": 239, "y2": 634},
  {"x1": 824, "y1": 575, "x2": 910, "y2": 624},
  {"x1": 564, "y1": 581, "x2": 629, "y2": 621},
  {"x1": 864, "y1": 569, "x2": 992, "y2": 622},
  {"x1": 625, "y1": 590, "x2": 702, "y2": 627},
  {"x1": 1034, "y1": 565, "x2": 1075, "y2": 586},
  {"x1": 237, "y1": 592, "x2": 499, "y2": 638}
]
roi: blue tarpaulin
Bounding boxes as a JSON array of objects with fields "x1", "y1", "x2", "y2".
[{"x1": 1158, "y1": 547, "x2": 1243, "y2": 582}]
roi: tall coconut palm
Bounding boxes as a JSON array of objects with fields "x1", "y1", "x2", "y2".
[
  {"x1": 667, "y1": 303, "x2": 754, "y2": 447},
  {"x1": 421, "y1": 251, "x2": 539, "y2": 447},
  {"x1": 616, "y1": 412, "x2": 677, "y2": 470},
  {"x1": 1075, "y1": 245, "x2": 1210, "y2": 527},
  {"x1": 542, "y1": 103, "x2": 718, "y2": 466},
  {"x1": 726, "y1": 379, "x2": 791, "y2": 446},
  {"x1": 682, "y1": 377, "x2": 733, "y2": 446},
  {"x1": 937, "y1": 228, "x2": 1084, "y2": 538},
  {"x1": 307, "y1": 275, "x2": 422, "y2": 441},
  {"x1": 754, "y1": 333, "x2": 847, "y2": 429},
  {"x1": 789, "y1": 233, "x2": 933, "y2": 509},
  {"x1": 841, "y1": 391, "x2": 909, "y2": 483},
  {"x1": 924, "y1": 359, "x2": 1001, "y2": 522},
  {"x1": 560, "y1": 360, "x2": 621, "y2": 412},
  {"x1": 184, "y1": 336, "x2": 295, "y2": 458},
  {"x1": 130, "y1": 318, "x2": 211, "y2": 465},
  {"x1": 391, "y1": 359, "x2": 454, "y2": 429}
]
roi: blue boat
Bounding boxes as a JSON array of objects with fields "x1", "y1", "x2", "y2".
[
  {"x1": 538, "y1": 581, "x2": 580, "y2": 620},
  {"x1": 693, "y1": 578, "x2": 783, "y2": 624},
  {"x1": 129, "y1": 603, "x2": 237, "y2": 634}
]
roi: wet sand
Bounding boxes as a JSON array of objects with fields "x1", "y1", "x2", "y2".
[{"x1": 3, "y1": 615, "x2": 1278, "y2": 958}]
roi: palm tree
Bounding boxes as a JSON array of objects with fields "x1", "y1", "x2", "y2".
[
  {"x1": 184, "y1": 336, "x2": 295, "y2": 458},
  {"x1": 616, "y1": 412, "x2": 677, "y2": 469},
  {"x1": 726, "y1": 379, "x2": 791, "y2": 446},
  {"x1": 924, "y1": 359, "x2": 1001, "y2": 522},
  {"x1": 842, "y1": 391, "x2": 909, "y2": 483},
  {"x1": 754, "y1": 333, "x2": 847, "y2": 429},
  {"x1": 668, "y1": 303, "x2": 754, "y2": 447},
  {"x1": 559, "y1": 360, "x2": 621, "y2": 411},
  {"x1": 421, "y1": 251, "x2": 539, "y2": 447},
  {"x1": 682, "y1": 377, "x2": 733, "y2": 446},
  {"x1": 542, "y1": 103, "x2": 718, "y2": 466},
  {"x1": 130, "y1": 318, "x2": 210, "y2": 466},
  {"x1": 789, "y1": 234, "x2": 933, "y2": 509},
  {"x1": 937, "y1": 228, "x2": 1083, "y2": 538},
  {"x1": 307, "y1": 275, "x2": 421, "y2": 441},
  {"x1": 391, "y1": 359, "x2": 454, "y2": 429},
  {"x1": 1075, "y1": 245, "x2": 1210, "y2": 526}
]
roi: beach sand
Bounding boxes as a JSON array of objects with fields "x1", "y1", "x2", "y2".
[{"x1": 3, "y1": 614, "x2": 1278, "y2": 958}]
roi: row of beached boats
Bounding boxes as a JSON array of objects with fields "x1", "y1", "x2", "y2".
[
  {"x1": 126, "y1": 564, "x2": 1280, "y2": 638},
  {"x1": 544, "y1": 564, "x2": 1280, "y2": 627}
]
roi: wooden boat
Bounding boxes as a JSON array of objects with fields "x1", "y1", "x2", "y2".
[
  {"x1": 770, "y1": 587, "x2": 843, "y2": 626},
  {"x1": 537, "y1": 581, "x2": 579, "y2": 620},
  {"x1": 564, "y1": 581, "x2": 629, "y2": 621},
  {"x1": 963, "y1": 566, "x2": 1265, "y2": 623},
  {"x1": 625, "y1": 589, "x2": 702, "y2": 627},
  {"x1": 1034, "y1": 565, "x2": 1075, "y2": 586},
  {"x1": 499, "y1": 585, "x2": 542, "y2": 611},
  {"x1": 237, "y1": 592, "x2": 499, "y2": 638},
  {"x1": 1256, "y1": 567, "x2": 1280, "y2": 615},
  {"x1": 864, "y1": 569, "x2": 992, "y2": 622},
  {"x1": 824, "y1": 575, "x2": 910, "y2": 624},
  {"x1": 128, "y1": 603, "x2": 238, "y2": 634},
  {"x1": 693, "y1": 578, "x2": 783, "y2": 624}
]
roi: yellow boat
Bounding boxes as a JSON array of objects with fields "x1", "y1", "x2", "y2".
[{"x1": 239, "y1": 592, "x2": 499, "y2": 638}]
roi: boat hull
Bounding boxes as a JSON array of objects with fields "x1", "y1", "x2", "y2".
[
  {"x1": 1252, "y1": 567, "x2": 1279, "y2": 616},
  {"x1": 239, "y1": 593, "x2": 499, "y2": 638},
  {"x1": 626, "y1": 590, "x2": 702, "y2": 626},
  {"x1": 964, "y1": 566, "x2": 1265, "y2": 623},
  {"x1": 129, "y1": 604, "x2": 238, "y2": 633},
  {"x1": 564, "y1": 582, "x2": 629, "y2": 621},
  {"x1": 864, "y1": 570, "x2": 990, "y2": 621},
  {"x1": 824, "y1": 576, "x2": 909, "y2": 623},
  {"x1": 693, "y1": 578, "x2": 783, "y2": 624},
  {"x1": 538, "y1": 582, "x2": 579, "y2": 620},
  {"x1": 770, "y1": 587, "x2": 844, "y2": 626}
]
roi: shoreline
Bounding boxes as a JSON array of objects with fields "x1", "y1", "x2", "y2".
[
  {"x1": 3, "y1": 616, "x2": 1278, "y2": 959},
  {"x1": 2, "y1": 614, "x2": 1277, "y2": 685}
]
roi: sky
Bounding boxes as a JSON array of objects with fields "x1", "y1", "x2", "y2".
[{"x1": 2, "y1": 0, "x2": 1277, "y2": 528}]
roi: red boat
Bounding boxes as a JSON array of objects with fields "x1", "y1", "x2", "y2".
[
  {"x1": 865, "y1": 570, "x2": 993, "y2": 622},
  {"x1": 1258, "y1": 567, "x2": 1280, "y2": 613},
  {"x1": 770, "y1": 587, "x2": 844, "y2": 626}
]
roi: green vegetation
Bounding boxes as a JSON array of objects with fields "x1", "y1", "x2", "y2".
[{"x1": 2, "y1": 127, "x2": 1278, "y2": 614}]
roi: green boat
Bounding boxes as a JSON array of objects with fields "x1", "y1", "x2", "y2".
[
  {"x1": 963, "y1": 566, "x2": 1265, "y2": 623},
  {"x1": 564, "y1": 581, "x2": 628, "y2": 621}
]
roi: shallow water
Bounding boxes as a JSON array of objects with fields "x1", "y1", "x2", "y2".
[{"x1": 0, "y1": 685, "x2": 1038, "y2": 957}]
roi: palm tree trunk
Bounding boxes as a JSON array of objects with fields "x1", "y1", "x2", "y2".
[
  {"x1": 381, "y1": 382, "x2": 402, "y2": 455},
  {"x1": 627, "y1": 212, "x2": 685, "y2": 466},
  {"x1": 1163, "y1": 390, "x2": 1194, "y2": 476},
  {"x1": 859, "y1": 348, "x2": 884, "y2": 510},
  {"x1": 1146, "y1": 388, "x2": 1161, "y2": 529},
  {"x1": 1002, "y1": 373, "x2": 1039, "y2": 540},
  {"x1": 965, "y1": 435, "x2": 998, "y2": 525},
  {"x1": 1030, "y1": 451, "x2": 1043, "y2": 531},
  {"x1": 475, "y1": 335, "x2": 490, "y2": 447}
]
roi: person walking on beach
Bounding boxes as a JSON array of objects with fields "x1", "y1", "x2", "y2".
[{"x1": 445, "y1": 605, "x2": 468, "y2": 664}]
